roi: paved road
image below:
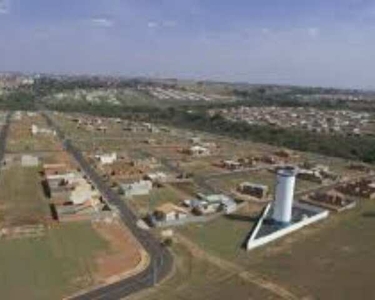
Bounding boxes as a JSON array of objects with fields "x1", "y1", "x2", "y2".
[{"x1": 42, "y1": 113, "x2": 173, "y2": 300}]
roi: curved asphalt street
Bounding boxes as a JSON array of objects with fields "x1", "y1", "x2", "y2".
[{"x1": 42, "y1": 113, "x2": 173, "y2": 300}]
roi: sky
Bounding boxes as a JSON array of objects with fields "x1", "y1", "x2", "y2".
[{"x1": 1, "y1": 0, "x2": 375, "y2": 88}]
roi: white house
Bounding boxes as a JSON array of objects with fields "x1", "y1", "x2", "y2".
[
  {"x1": 31, "y1": 124, "x2": 56, "y2": 136},
  {"x1": 120, "y1": 180, "x2": 153, "y2": 197},
  {"x1": 188, "y1": 145, "x2": 210, "y2": 157},
  {"x1": 154, "y1": 203, "x2": 189, "y2": 222},
  {"x1": 97, "y1": 153, "x2": 117, "y2": 165},
  {"x1": 145, "y1": 172, "x2": 168, "y2": 183},
  {"x1": 69, "y1": 179, "x2": 100, "y2": 205},
  {"x1": 21, "y1": 155, "x2": 39, "y2": 167}
]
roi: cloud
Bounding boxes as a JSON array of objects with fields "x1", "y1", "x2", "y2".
[
  {"x1": 147, "y1": 20, "x2": 177, "y2": 29},
  {"x1": 307, "y1": 27, "x2": 319, "y2": 37},
  {"x1": 0, "y1": 0, "x2": 10, "y2": 14},
  {"x1": 162, "y1": 20, "x2": 177, "y2": 27},
  {"x1": 91, "y1": 18, "x2": 114, "y2": 28},
  {"x1": 147, "y1": 21, "x2": 159, "y2": 28}
]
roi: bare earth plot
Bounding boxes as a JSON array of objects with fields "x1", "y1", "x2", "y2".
[{"x1": 6, "y1": 114, "x2": 62, "y2": 152}]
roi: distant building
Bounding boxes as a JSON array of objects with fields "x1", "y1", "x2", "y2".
[
  {"x1": 96, "y1": 153, "x2": 117, "y2": 165},
  {"x1": 69, "y1": 178, "x2": 100, "y2": 205},
  {"x1": 31, "y1": 124, "x2": 56, "y2": 136},
  {"x1": 193, "y1": 194, "x2": 237, "y2": 215},
  {"x1": 222, "y1": 160, "x2": 242, "y2": 170},
  {"x1": 21, "y1": 155, "x2": 39, "y2": 167},
  {"x1": 154, "y1": 203, "x2": 189, "y2": 222},
  {"x1": 237, "y1": 182, "x2": 269, "y2": 199},
  {"x1": 187, "y1": 145, "x2": 210, "y2": 157},
  {"x1": 145, "y1": 172, "x2": 168, "y2": 183},
  {"x1": 120, "y1": 180, "x2": 153, "y2": 197}
]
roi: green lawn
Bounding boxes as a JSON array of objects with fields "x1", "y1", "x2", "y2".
[{"x1": 0, "y1": 222, "x2": 109, "y2": 300}]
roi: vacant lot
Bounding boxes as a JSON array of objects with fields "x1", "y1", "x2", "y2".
[
  {"x1": 127, "y1": 242, "x2": 279, "y2": 300},
  {"x1": 0, "y1": 165, "x2": 48, "y2": 226},
  {"x1": 128, "y1": 184, "x2": 189, "y2": 216},
  {"x1": 0, "y1": 222, "x2": 109, "y2": 300},
  {"x1": 6, "y1": 114, "x2": 61, "y2": 152},
  {"x1": 242, "y1": 199, "x2": 375, "y2": 299},
  {"x1": 180, "y1": 203, "x2": 263, "y2": 260},
  {"x1": 181, "y1": 198, "x2": 375, "y2": 299},
  {"x1": 92, "y1": 221, "x2": 144, "y2": 283}
]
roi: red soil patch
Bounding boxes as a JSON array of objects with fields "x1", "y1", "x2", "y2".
[{"x1": 92, "y1": 221, "x2": 142, "y2": 281}]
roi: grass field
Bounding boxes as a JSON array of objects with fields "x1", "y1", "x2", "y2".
[
  {"x1": 180, "y1": 198, "x2": 375, "y2": 299},
  {"x1": 0, "y1": 166, "x2": 48, "y2": 226},
  {"x1": 241, "y1": 199, "x2": 375, "y2": 299},
  {"x1": 127, "y1": 242, "x2": 278, "y2": 300},
  {"x1": 180, "y1": 203, "x2": 263, "y2": 260},
  {"x1": 0, "y1": 222, "x2": 109, "y2": 300}
]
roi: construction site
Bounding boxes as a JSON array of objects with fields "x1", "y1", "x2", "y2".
[
  {"x1": 0, "y1": 111, "x2": 147, "y2": 300},
  {"x1": 1, "y1": 110, "x2": 374, "y2": 300},
  {"x1": 55, "y1": 111, "x2": 375, "y2": 300}
]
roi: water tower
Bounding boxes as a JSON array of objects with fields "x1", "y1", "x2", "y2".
[{"x1": 272, "y1": 166, "x2": 298, "y2": 224}]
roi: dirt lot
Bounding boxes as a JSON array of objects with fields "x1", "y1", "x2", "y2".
[
  {"x1": 92, "y1": 220, "x2": 144, "y2": 283},
  {"x1": 6, "y1": 113, "x2": 61, "y2": 152}
]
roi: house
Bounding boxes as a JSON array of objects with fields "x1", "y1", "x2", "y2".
[
  {"x1": 187, "y1": 145, "x2": 210, "y2": 157},
  {"x1": 31, "y1": 124, "x2": 56, "y2": 136},
  {"x1": 120, "y1": 180, "x2": 153, "y2": 197},
  {"x1": 310, "y1": 190, "x2": 349, "y2": 207},
  {"x1": 154, "y1": 203, "x2": 189, "y2": 222},
  {"x1": 237, "y1": 182, "x2": 269, "y2": 199},
  {"x1": 145, "y1": 172, "x2": 168, "y2": 183},
  {"x1": 21, "y1": 155, "x2": 39, "y2": 167},
  {"x1": 189, "y1": 137, "x2": 201, "y2": 144},
  {"x1": 297, "y1": 169, "x2": 324, "y2": 183},
  {"x1": 337, "y1": 179, "x2": 375, "y2": 199},
  {"x1": 96, "y1": 153, "x2": 117, "y2": 165},
  {"x1": 69, "y1": 178, "x2": 100, "y2": 205},
  {"x1": 193, "y1": 194, "x2": 237, "y2": 215},
  {"x1": 222, "y1": 160, "x2": 242, "y2": 170}
]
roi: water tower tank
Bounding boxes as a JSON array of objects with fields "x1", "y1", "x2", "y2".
[{"x1": 272, "y1": 166, "x2": 298, "y2": 224}]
